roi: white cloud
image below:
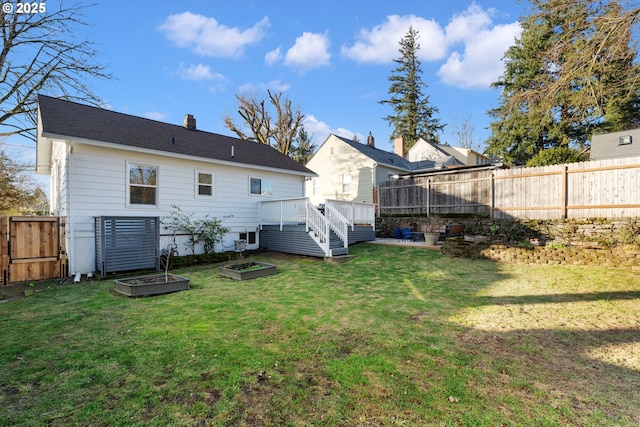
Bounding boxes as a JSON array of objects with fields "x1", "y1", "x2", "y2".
[
  {"x1": 341, "y1": 5, "x2": 520, "y2": 90},
  {"x1": 439, "y1": 21, "x2": 521, "y2": 89},
  {"x1": 341, "y1": 15, "x2": 447, "y2": 64},
  {"x1": 265, "y1": 47, "x2": 283, "y2": 66},
  {"x1": 178, "y1": 63, "x2": 224, "y2": 81},
  {"x1": 158, "y1": 12, "x2": 270, "y2": 57},
  {"x1": 284, "y1": 32, "x2": 331, "y2": 72},
  {"x1": 144, "y1": 111, "x2": 168, "y2": 121},
  {"x1": 445, "y1": 3, "x2": 494, "y2": 44},
  {"x1": 237, "y1": 80, "x2": 291, "y2": 94},
  {"x1": 303, "y1": 115, "x2": 357, "y2": 144}
]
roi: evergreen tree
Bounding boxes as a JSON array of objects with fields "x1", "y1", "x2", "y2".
[
  {"x1": 379, "y1": 27, "x2": 443, "y2": 152},
  {"x1": 487, "y1": 0, "x2": 640, "y2": 165},
  {"x1": 289, "y1": 126, "x2": 316, "y2": 164}
]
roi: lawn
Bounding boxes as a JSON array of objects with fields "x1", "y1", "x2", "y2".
[{"x1": 1, "y1": 243, "x2": 638, "y2": 426}]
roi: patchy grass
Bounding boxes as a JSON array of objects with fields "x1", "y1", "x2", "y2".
[{"x1": 0, "y1": 244, "x2": 638, "y2": 426}]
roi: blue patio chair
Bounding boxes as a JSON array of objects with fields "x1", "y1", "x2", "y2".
[{"x1": 400, "y1": 227, "x2": 413, "y2": 242}]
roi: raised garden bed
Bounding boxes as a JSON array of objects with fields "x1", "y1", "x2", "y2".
[
  {"x1": 220, "y1": 262, "x2": 276, "y2": 280},
  {"x1": 114, "y1": 274, "x2": 190, "y2": 297}
]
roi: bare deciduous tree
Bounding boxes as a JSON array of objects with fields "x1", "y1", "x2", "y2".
[
  {"x1": 223, "y1": 89, "x2": 304, "y2": 156},
  {"x1": 1, "y1": 2, "x2": 111, "y2": 141},
  {"x1": 452, "y1": 114, "x2": 475, "y2": 150}
]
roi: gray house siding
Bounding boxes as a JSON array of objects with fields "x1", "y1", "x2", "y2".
[
  {"x1": 348, "y1": 225, "x2": 376, "y2": 245},
  {"x1": 590, "y1": 129, "x2": 640, "y2": 160},
  {"x1": 260, "y1": 224, "x2": 375, "y2": 257}
]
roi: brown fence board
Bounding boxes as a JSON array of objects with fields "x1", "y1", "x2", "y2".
[
  {"x1": 1, "y1": 216, "x2": 67, "y2": 285},
  {"x1": 377, "y1": 157, "x2": 640, "y2": 219}
]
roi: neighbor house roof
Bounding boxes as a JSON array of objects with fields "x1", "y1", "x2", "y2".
[
  {"x1": 331, "y1": 134, "x2": 414, "y2": 170},
  {"x1": 331, "y1": 134, "x2": 461, "y2": 172},
  {"x1": 36, "y1": 94, "x2": 315, "y2": 176}
]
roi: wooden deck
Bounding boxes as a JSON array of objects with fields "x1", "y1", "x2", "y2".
[{"x1": 259, "y1": 199, "x2": 375, "y2": 258}]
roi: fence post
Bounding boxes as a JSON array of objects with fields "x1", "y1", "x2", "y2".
[
  {"x1": 1, "y1": 217, "x2": 7, "y2": 286},
  {"x1": 427, "y1": 178, "x2": 431, "y2": 217},
  {"x1": 490, "y1": 172, "x2": 495, "y2": 219},
  {"x1": 561, "y1": 165, "x2": 568, "y2": 218}
]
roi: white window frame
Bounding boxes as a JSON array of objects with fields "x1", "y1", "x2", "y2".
[
  {"x1": 312, "y1": 177, "x2": 320, "y2": 196},
  {"x1": 195, "y1": 170, "x2": 215, "y2": 198},
  {"x1": 249, "y1": 177, "x2": 273, "y2": 196},
  {"x1": 239, "y1": 231, "x2": 257, "y2": 245},
  {"x1": 127, "y1": 162, "x2": 158, "y2": 207},
  {"x1": 342, "y1": 174, "x2": 352, "y2": 194}
]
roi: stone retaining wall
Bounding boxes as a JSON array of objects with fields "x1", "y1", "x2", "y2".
[
  {"x1": 376, "y1": 217, "x2": 640, "y2": 247},
  {"x1": 441, "y1": 238, "x2": 640, "y2": 269}
]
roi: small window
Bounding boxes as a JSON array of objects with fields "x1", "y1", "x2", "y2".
[
  {"x1": 239, "y1": 231, "x2": 256, "y2": 244},
  {"x1": 250, "y1": 177, "x2": 272, "y2": 196},
  {"x1": 312, "y1": 177, "x2": 320, "y2": 195},
  {"x1": 342, "y1": 174, "x2": 352, "y2": 194},
  {"x1": 129, "y1": 164, "x2": 157, "y2": 205},
  {"x1": 197, "y1": 172, "x2": 213, "y2": 196},
  {"x1": 619, "y1": 135, "x2": 632, "y2": 145}
]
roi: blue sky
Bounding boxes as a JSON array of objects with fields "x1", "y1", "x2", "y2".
[
  {"x1": 84, "y1": 0, "x2": 523, "y2": 146},
  {"x1": 8, "y1": 0, "x2": 526, "y2": 188}
]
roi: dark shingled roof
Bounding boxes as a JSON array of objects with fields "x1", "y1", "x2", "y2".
[
  {"x1": 330, "y1": 134, "x2": 461, "y2": 171},
  {"x1": 37, "y1": 94, "x2": 314, "y2": 175},
  {"x1": 331, "y1": 134, "x2": 414, "y2": 170}
]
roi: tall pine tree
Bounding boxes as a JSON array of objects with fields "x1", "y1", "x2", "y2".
[
  {"x1": 487, "y1": 0, "x2": 640, "y2": 166},
  {"x1": 380, "y1": 27, "x2": 443, "y2": 153}
]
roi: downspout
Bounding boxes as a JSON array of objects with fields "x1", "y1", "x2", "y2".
[
  {"x1": 67, "y1": 140, "x2": 75, "y2": 274},
  {"x1": 372, "y1": 162, "x2": 377, "y2": 205}
]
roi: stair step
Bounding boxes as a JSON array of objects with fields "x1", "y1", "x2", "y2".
[{"x1": 330, "y1": 247, "x2": 349, "y2": 256}]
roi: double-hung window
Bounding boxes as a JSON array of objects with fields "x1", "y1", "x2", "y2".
[
  {"x1": 250, "y1": 177, "x2": 272, "y2": 196},
  {"x1": 129, "y1": 164, "x2": 157, "y2": 205},
  {"x1": 197, "y1": 171, "x2": 214, "y2": 197},
  {"x1": 342, "y1": 174, "x2": 352, "y2": 194}
]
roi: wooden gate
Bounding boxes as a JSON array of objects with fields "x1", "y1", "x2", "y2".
[{"x1": 1, "y1": 217, "x2": 67, "y2": 285}]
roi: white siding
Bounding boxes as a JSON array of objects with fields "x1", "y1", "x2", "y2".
[
  {"x1": 305, "y1": 135, "x2": 375, "y2": 205},
  {"x1": 50, "y1": 140, "x2": 69, "y2": 216},
  {"x1": 64, "y1": 143, "x2": 306, "y2": 273}
]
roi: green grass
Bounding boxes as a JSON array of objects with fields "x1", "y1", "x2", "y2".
[{"x1": 1, "y1": 244, "x2": 639, "y2": 426}]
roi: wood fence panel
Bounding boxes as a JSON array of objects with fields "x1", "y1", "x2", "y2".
[
  {"x1": 1, "y1": 217, "x2": 67, "y2": 285},
  {"x1": 376, "y1": 156, "x2": 640, "y2": 219},
  {"x1": 566, "y1": 157, "x2": 640, "y2": 218},
  {"x1": 1, "y1": 217, "x2": 8, "y2": 285},
  {"x1": 429, "y1": 171, "x2": 492, "y2": 216},
  {"x1": 493, "y1": 165, "x2": 564, "y2": 219}
]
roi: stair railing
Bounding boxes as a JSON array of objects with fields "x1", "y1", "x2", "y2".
[{"x1": 324, "y1": 203, "x2": 349, "y2": 248}]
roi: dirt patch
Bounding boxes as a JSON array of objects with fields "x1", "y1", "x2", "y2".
[{"x1": 0, "y1": 276, "x2": 85, "y2": 301}]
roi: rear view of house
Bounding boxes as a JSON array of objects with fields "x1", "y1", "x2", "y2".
[{"x1": 36, "y1": 95, "x2": 373, "y2": 276}]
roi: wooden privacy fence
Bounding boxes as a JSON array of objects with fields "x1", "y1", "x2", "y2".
[
  {"x1": 377, "y1": 156, "x2": 640, "y2": 219},
  {"x1": 1, "y1": 217, "x2": 67, "y2": 285}
]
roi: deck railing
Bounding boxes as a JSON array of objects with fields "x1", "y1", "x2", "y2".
[
  {"x1": 325, "y1": 199, "x2": 376, "y2": 229},
  {"x1": 260, "y1": 198, "x2": 376, "y2": 256},
  {"x1": 260, "y1": 197, "x2": 307, "y2": 229},
  {"x1": 324, "y1": 204, "x2": 349, "y2": 248},
  {"x1": 260, "y1": 198, "x2": 330, "y2": 255}
]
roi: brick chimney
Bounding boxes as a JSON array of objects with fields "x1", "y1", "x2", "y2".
[
  {"x1": 367, "y1": 131, "x2": 375, "y2": 147},
  {"x1": 394, "y1": 135, "x2": 405, "y2": 158},
  {"x1": 183, "y1": 114, "x2": 196, "y2": 130}
]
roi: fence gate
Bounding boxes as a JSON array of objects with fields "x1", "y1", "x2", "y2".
[{"x1": 1, "y1": 217, "x2": 67, "y2": 285}]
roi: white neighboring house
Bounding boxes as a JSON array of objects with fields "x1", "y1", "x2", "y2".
[
  {"x1": 407, "y1": 138, "x2": 489, "y2": 165},
  {"x1": 305, "y1": 134, "x2": 461, "y2": 206},
  {"x1": 305, "y1": 134, "x2": 413, "y2": 205},
  {"x1": 36, "y1": 95, "x2": 316, "y2": 275}
]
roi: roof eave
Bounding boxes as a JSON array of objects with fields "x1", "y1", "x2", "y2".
[{"x1": 39, "y1": 132, "x2": 318, "y2": 178}]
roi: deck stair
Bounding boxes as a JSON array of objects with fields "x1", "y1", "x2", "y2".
[{"x1": 260, "y1": 198, "x2": 374, "y2": 258}]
